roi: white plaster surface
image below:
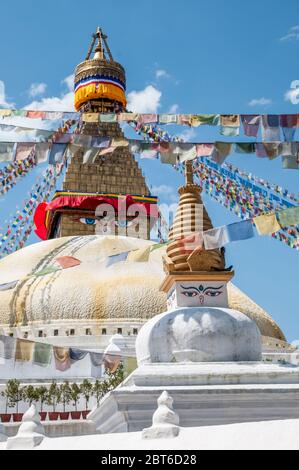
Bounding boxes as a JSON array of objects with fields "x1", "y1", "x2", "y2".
[
  {"x1": 89, "y1": 361, "x2": 299, "y2": 433},
  {"x1": 0, "y1": 235, "x2": 286, "y2": 341},
  {"x1": 136, "y1": 307, "x2": 262, "y2": 364},
  {"x1": 168, "y1": 280, "x2": 229, "y2": 309},
  {"x1": 27, "y1": 419, "x2": 299, "y2": 450}
]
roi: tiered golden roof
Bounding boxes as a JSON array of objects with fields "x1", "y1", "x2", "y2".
[
  {"x1": 164, "y1": 161, "x2": 225, "y2": 273},
  {"x1": 74, "y1": 27, "x2": 126, "y2": 112}
]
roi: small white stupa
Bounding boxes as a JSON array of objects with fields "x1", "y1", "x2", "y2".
[
  {"x1": 6, "y1": 404, "x2": 45, "y2": 450},
  {"x1": 89, "y1": 163, "x2": 299, "y2": 433}
]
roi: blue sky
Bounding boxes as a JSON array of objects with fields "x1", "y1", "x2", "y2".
[{"x1": 0, "y1": 0, "x2": 299, "y2": 341}]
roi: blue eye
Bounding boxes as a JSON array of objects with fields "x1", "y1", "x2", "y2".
[
  {"x1": 79, "y1": 218, "x2": 96, "y2": 225},
  {"x1": 116, "y1": 220, "x2": 127, "y2": 228}
]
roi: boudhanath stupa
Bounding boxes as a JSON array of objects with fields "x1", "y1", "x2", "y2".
[
  {"x1": 0, "y1": 29, "x2": 290, "y2": 365},
  {"x1": 1, "y1": 28, "x2": 299, "y2": 450}
]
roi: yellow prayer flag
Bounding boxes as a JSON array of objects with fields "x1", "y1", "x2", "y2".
[
  {"x1": 82, "y1": 113, "x2": 99, "y2": 123},
  {"x1": 189, "y1": 116, "x2": 201, "y2": 127},
  {"x1": 15, "y1": 339, "x2": 34, "y2": 362},
  {"x1": 111, "y1": 138, "x2": 129, "y2": 148},
  {"x1": 127, "y1": 246, "x2": 151, "y2": 262},
  {"x1": 0, "y1": 109, "x2": 12, "y2": 117},
  {"x1": 253, "y1": 213, "x2": 281, "y2": 236}
]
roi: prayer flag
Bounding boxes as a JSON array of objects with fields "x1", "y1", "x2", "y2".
[
  {"x1": 15, "y1": 339, "x2": 34, "y2": 362},
  {"x1": 277, "y1": 206, "x2": 299, "y2": 227},
  {"x1": 0, "y1": 280, "x2": 18, "y2": 291},
  {"x1": 196, "y1": 144, "x2": 214, "y2": 157},
  {"x1": 253, "y1": 213, "x2": 281, "y2": 235},
  {"x1": 226, "y1": 220, "x2": 254, "y2": 242},
  {"x1": 127, "y1": 246, "x2": 151, "y2": 262},
  {"x1": 234, "y1": 143, "x2": 255, "y2": 154},
  {"x1": 0, "y1": 335, "x2": 16, "y2": 359},
  {"x1": 203, "y1": 226, "x2": 229, "y2": 250},
  {"x1": 261, "y1": 115, "x2": 280, "y2": 141},
  {"x1": 33, "y1": 342, "x2": 52, "y2": 367},
  {"x1": 103, "y1": 343, "x2": 121, "y2": 373},
  {"x1": 106, "y1": 251, "x2": 129, "y2": 267},
  {"x1": 158, "y1": 114, "x2": 178, "y2": 124},
  {"x1": 82, "y1": 148, "x2": 98, "y2": 164},
  {"x1": 82, "y1": 113, "x2": 99, "y2": 123},
  {"x1": 89, "y1": 352, "x2": 104, "y2": 367},
  {"x1": 35, "y1": 143, "x2": 50, "y2": 163},
  {"x1": 99, "y1": 113, "x2": 117, "y2": 123},
  {"x1": 55, "y1": 256, "x2": 81, "y2": 269},
  {"x1": 15, "y1": 143, "x2": 35, "y2": 161},
  {"x1": 220, "y1": 126, "x2": 239, "y2": 137},
  {"x1": 49, "y1": 143, "x2": 67, "y2": 164},
  {"x1": 282, "y1": 156, "x2": 299, "y2": 169},
  {"x1": 53, "y1": 346, "x2": 71, "y2": 371},
  {"x1": 69, "y1": 348, "x2": 89, "y2": 362},
  {"x1": 0, "y1": 143, "x2": 15, "y2": 162},
  {"x1": 241, "y1": 115, "x2": 260, "y2": 137},
  {"x1": 220, "y1": 115, "x2": 240, "y2": 127}
]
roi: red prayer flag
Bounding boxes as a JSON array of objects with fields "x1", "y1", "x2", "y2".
[{"x1": 55, "y1": 256, "x2": 81, "y2": 269}]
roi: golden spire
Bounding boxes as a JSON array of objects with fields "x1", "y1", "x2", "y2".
[
  {"x1": 185, "y1": 160, "x2": 194, "y2": 185},
  {"x1": 85, "y1": 27, "x2": 114, "y2": 62},
  {"x1": 163, "y1": 161, "x2": 225, "y2": 273},
  {"x1": 74, "y1": 27, "x2": 126, "y2": 111},
  {"x1": 93, "y1": 27, "x2": 105, "y2": 60}
]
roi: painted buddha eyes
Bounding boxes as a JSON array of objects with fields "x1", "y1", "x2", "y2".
[
  {"x1": 79, "y1": 217, "x2": 96, "y2": 225},
  {"x1": 75, "y1": 218, "x2": 137, "y2": 228},
  {"x1": 180, "y1": 285, "x2": 224, "y2": 299}
]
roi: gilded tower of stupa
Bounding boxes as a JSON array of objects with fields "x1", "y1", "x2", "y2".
[
  {"x1": 0, "y1": 28, "x2": 288, "y2": 356},
  {"x1": 45, "y1": 27, "x2": 157, "y2": 240},
  {"x1": 164, "y1": 160, "x2": 225, "y2": 273},
  {"x1": 161, "y1": 160, "x2": 233, "y2": 310}
]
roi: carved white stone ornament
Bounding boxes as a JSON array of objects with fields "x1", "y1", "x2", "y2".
[
  {"x1": 6, "y1": 404, "x2": 45, "y2": 450},
  {"x1": 142, "y1": 391, "x2": 180, "y2": 439}
]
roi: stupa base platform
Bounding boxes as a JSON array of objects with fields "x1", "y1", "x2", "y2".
[{"x1": 89, "y1": 362, "x2": 299, "y2": 433}]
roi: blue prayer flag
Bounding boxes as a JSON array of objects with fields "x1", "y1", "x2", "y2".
[{"x1": 226, "y1": 219, "x2": 254, "y2": 242}]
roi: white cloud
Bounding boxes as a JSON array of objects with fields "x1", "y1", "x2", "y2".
[
  {"x1": 152, "y1": 184, "x2": 176, "y2": 196},
  {"x1": 248, "y1": 97, "x2": 272, "y2": 107},
  {"x1": 177, "y1": 127, "x2": 197, "y2": 141},
  {"x1": 280, "y1": 25, "x2": 299, "y2": 41},
  {"x1": 151, "y1": 185, "x2": 178, "y2": 204},
  {"x1": 127, "y1": 85, "x2": 161, "y2": 113},
  {"x1": 168, "y1": 103, "x2": 179, "y2": 113},
  {"x1": 62, "y1": 75, "x2": 74, "y2": 91},
  {"x1": 28, "y1": 82, "x2": 47, "y2": 98},
  {"x1": 25, "y1": 74, "x2": 75, "y2": 111},
  {"x1": 0, "y1": 80, "x2": 14, "y2": 108},
  {"x1": 155, "y1": 69, "x2": 169, "y2": 79},
  {"x1": 284, "y1": 86, "x2": 299, "y2": 104}
]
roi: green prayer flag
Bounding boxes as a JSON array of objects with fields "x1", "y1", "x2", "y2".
[
  {"x1": 33, "y1": 342, "x2": 52, "y2": 367},
  {"x1": 195, "y1": 114, "x2": 220, "y2": 125},
  {"x1": 220, "y1": 126, "x2": 240, "y2": 137},
  {"x1": 234, "y1": 143, "x2": 255, "y2": 154},
  {"x1": 34, "y1": 266, "x2": 60, "y2": 277},
  {"x1": 278, "y1": 206, "x2": 299, "y2": 228},
  {"x1": 12, "y1": 110, "x2": 27, "y2": 117},
  {"x1": 99, "y1": 113, "x2": 117, "y2": 123}
]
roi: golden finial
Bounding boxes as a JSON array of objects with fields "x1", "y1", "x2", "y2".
[
  {"x1": 94, "y1": 27, "x2": 104, "y2": 60},
  {"x1": 85, "y1": 27, "x2": 114, "y2": 61},
  {"x1": 185, "y1": 160, "x2": 194, "y2": 185}
]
